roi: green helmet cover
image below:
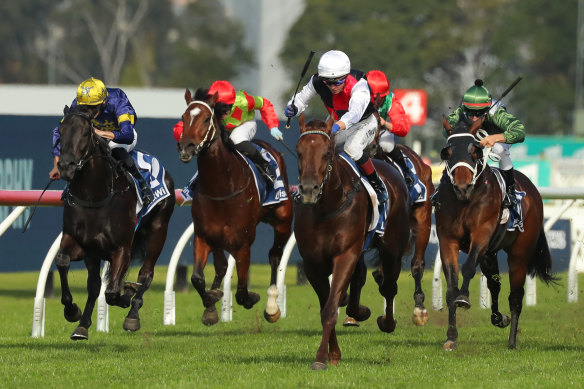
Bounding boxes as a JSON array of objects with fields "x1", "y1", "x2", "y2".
[{"x1": 462, "y1": 79, "x2": 492, "y2": 110}]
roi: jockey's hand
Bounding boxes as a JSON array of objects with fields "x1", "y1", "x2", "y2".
[
  {"x1": 331, "y1": 123, "x2": 341, "y2": 135},
  {"x1": 94, "y1": 128, "x2": 114, "y2": 140},
  {"x1": 270, "y1": 127, "x2": 283, "y2": 141},
  {"x1": 49, "y1": 166, "x2": 60, "y2": 180},
  {"x1": 284, "y1": 104, "x2": 298, "y2": 118},
  {"x1": 479, "y1": 133, "x2": 505, "y2": 148}
]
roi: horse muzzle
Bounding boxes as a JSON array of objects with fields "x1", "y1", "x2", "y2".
[
  {"x1": 297, "y1": 182, "x2": 321, "y2": 204},
  {"x1": 453, "y1": 183, "x2": 474, "y2": 201},
  {"x1": 57, "y1": 160, "x2": 77, "y2": 181}
]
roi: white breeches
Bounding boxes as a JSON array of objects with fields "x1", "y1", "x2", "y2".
[
  {"x1": 109, "y1": 129, "x2": 137, "y2": 152},
  {"x1": 334, "y1": 114, "x2": 377, "y2": 161},
  {"x1": 491, "y1": 142, "x2": 513, "y2": 170},
  {"x1": 229, "y1": 121, "x2": 257, "y2": 145},
  {"x1": 379, "y1": 129, "x2": 396, "y2": 153}
]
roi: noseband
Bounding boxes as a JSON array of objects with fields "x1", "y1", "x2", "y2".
[
  {"x1": 443, "y1": 133, "x2": 491, "y2": 186},
  {"x1": 298, "y1": 130, "x2": 334, "y2": 201},
  {"x1": 185, "y1": 100, "x2": 219, "y2": 154}
]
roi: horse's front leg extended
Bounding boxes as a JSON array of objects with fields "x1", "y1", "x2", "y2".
[
  {"x1": 376, "y1": 247, "x2": 401, "y2": 333},
  {"x1": 480, "y1": 254, "x2": 510, "y2": 329},
  {"x1": 210, "y1": 249, "x2": 228, "y2": 290},
  {"x1": 440, "y1": 238, "x2": 460, "y2": 351},
  {"x1": 70, "y1": 258, "x2": 101, "y2": 340},
  {"x1": 345, "y1": 255, "x2": 371, "y2": 323},
  {"x1": 192, "y1": 236, "x2": 220, "y2": 326},
  {"x1": 458, "y1": 237, "x2": 490, "y2": 308},
  {"x1": 411, "y1": 203, "x2": 431, "y2": 326},
  {"x1": 233, "y1": 245, "x2": 260, "y2": 309},
  {"x1": 55, "y1": 235, "x2": 83, "y2": 323},
  {"x1": 264, "y1": 221, "x2": 291, "y2": 322}
]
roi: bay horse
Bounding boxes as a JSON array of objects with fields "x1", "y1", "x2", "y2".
[
  {"x1": 294, "y1": 115, "x2": 411, "y2": 370},
  {"x1": 434, "y1": 115, "x2": 556, "y2": 350},
  {"x1": 373, "y1": 142, "x2": 434, "y2": 326},
  {"x1": 177, "y1": 88, "x2": 293, "y2": 325},
  {"x1": 56, "y1": 104, "x2": 175, "y2": 340}
]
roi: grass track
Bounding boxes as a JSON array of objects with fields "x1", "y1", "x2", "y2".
[{"x1": 0, "y1": 265, "x2": 582, "y2": 388}]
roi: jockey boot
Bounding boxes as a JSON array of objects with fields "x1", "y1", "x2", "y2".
[
  {"x1": 356, "y1": 155, "x2": 388, "y2": 203},
  {"x1": 235, "y1": 141, "x2": 277, "y2": 183},
  {"x1": 502, "y1": 168, "x2": 517, "y2": 208},
  {"x1": 431, "y1": 170, "x2": 449, "y2": 207},
  {"x1": 386, "y1": 147, "x2": 414, "y2": 187},
  {"x1": 111, "y1": 148, "x2": 154, "y2": 208}
]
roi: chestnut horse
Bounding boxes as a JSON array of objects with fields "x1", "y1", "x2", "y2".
[
  {"x1": 294, "y1": 115, "x2": 411, "y2": 370},
  {"x1": 177, "y1": 89, "x2": 293, "y2": 325},
  {"x1": 434, "y1": 115, "x2": 556, "y2": 350},
  {"x1": 373, "y1": 143, "x2": 434, "y2": 326},
  {"x1": 56, "y1": 104, "x2": 175, "y2": 340}
]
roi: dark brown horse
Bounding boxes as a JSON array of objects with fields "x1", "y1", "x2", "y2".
[
  {"x1": 373, "y1": 143, "x2": 434, "y2": 326},
  {"x1": 434, "y1": 115, "x2": 556, "y2": 350},
  {"x1": 177, "y1": 89, "x2": 293, "y2": 325},
  {"x1": 56, "y1": 104, "x2": 175, "y2": 340},
  {"x1": 294, "y1": 115, "x2": 411, "y2": 370}
]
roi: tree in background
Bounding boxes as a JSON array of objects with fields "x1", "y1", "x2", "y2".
[
  {"x1": 280, "y1": 0, "x2": 578, "y2": 140},
  {"x1": 0, "y1": 0, "x2": 252, "y2": 89}
]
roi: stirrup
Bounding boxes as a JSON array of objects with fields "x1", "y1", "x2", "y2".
[{"x1": 373, "y1": 184, "x2": 388, "y2": 203}]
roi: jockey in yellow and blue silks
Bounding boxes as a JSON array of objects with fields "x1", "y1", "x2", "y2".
[
  {"x1": 49, "y1": 77, "x2": 155, "y2": 207},
  {"x1": 173, "y1": 80, "x2": 283, "y2": 183},
  {"x1": 284, "y1": 50, "x2": 388, "y2": 203}
]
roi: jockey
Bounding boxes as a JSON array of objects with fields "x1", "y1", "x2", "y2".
[
  {"x1": 284, "y1": 50, "x2": 388, "y2": 203},
  {"x1": 49, "y1": 77, "x2": 155, "y2": 207},
  {"x1": 446, "y1": 79, "x2": 526, "y2": 207},
  {"x1": 173, "y1": 80, "x2": 283, "y2": 183},
  {"x1": 366, "y1": 70, "x2": 414, "y2": 186}
]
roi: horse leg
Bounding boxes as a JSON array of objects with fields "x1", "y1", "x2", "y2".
[
  {"x1": 55, "y1": 247, "x2": 82, "y2": 324},
  {"x1": 479, "y1": 254, "x2": 510, "y2": 329},
  {"x1": 344, "y1": 254, "x2": 371, "y2": 325},
  {"x1": 507, "y1": 263, "x2": 527, "y2": 349},
  {"x1": 105, "y1": 246, "x2": 132, "y2": 308},
  {"x1": 376, "y1": 247, "x2": 401, "y2": 333},
  {"x1": 210, "y1": 249, "x2": 228, "y2": 291},
  {"x1": 233, "y1": 245, "x2": 260, "y2": 309},
  {"x1": 411, "y1": 202, "x2": 431, "y2": 326},
  {"x1": 191, "y1": 236, "x2": 219, "y2": 326},
  {"x1": 441, "y1": 240, "x2": 461, "y2": 351},
  {"x1": 264, "y1": 219, "x2": 291, "y2": 323},
  {"x1": 69, "y1": 258, "x2": 101, "y2": 340}
]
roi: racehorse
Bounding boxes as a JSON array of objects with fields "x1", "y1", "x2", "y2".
[
  {"x1": 373, "y1": 142, "x2": 434, "y2": 326},
  {"x1": 177, "y1": 88, "x2": 293, "y2": 325},
  {"x1": 294, "y1": 114, "x2": 411, "y2": 370},
  {"x1": 55, "y1": 104, "x2": 175, "y2": 340},
  {"x1": 434, "y1": 115, "x2": 556, "y2": 350}
]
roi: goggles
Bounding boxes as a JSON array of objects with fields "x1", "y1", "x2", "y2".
[
  {"x1": 323, "y1": 77, "x2": 347, "y2": 86},
  {"x1": 464, "y1": 108, "x2": 488, "y2": 118}
]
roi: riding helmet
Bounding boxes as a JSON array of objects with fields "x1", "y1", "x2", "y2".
[
  {"x1": 76, "y1": 77, "x2": 108, "y2": 105},
  {"x1": 318, "y1": 50, "x2": 351, "y2": 79},
  {"x1": 462, "y1": 79, "x2": 492, "y2": 111},
  {"x1": 208, "y1": 81, "x2": 236, "y2": 105},
  {"x1": 366, "y1": 70, "x2": 390, "y2": 98}
]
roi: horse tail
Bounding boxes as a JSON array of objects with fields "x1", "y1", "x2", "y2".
[{"x1": 527, "y1": 228, "x2": 559, "y2": 285}]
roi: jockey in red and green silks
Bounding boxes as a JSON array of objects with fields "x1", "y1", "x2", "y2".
[{"x1": 173, "y1": 80, "x2": 283, "y2": 183}]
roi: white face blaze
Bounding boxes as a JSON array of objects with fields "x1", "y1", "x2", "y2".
[{"x1": 188, "y1": 107, "x2": 201, "y2": 127}]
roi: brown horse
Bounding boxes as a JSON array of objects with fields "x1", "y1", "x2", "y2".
[
  {"x1": 56, "y1": 104, "x2": 175, "y2": 340},
  {"x1": 434, "y1": 115, "x2": 556, "y2": 350},
  {"x1": 177, "y1": 88, "x2": 293, "y2": 325},
  {"x1": 373, "y1": 143, "x2": 434, "y2": 326},
  {"x1": 294, "y1": 115, "x2": 411, "y2": 370}
]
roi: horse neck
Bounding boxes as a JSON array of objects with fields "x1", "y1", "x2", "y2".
[
  {"x1": 69, "y1": 153, "x2": 114, "y2": 201},
  {"x1": 196, "y1": 139, "x2": 246, "y2": 190},
  {"x1": 318, "y1": 155, "x2": 349, "y2": 212}
]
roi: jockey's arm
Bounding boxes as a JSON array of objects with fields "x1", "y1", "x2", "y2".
[
  {"x1": 288, "y1": 75, "x2": 318, "y2": 115},
  {"x1": 339, "y1": 79, "x2": 370, "y2": 128}
]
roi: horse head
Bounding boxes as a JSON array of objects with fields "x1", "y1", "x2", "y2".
[
  {"x1": 178, "y1": 88, "x2": 220, "y2": 163},
  {"x1": 296, "y1": 114, "x2": 335, "y2": 204},
  {"x1": 440, "y1": 115, "x2": 487, "y2": 201},
  {"x1": 57, "y1": 105, "x2": 100, "y2": 181}
]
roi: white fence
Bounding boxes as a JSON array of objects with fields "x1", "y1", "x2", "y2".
[{"x1": 1, "y1": 188, "x2": 583, "y2": 337}]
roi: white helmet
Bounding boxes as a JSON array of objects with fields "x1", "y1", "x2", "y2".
[{"x1": 318, "y1": 50, "x2": 351, "y2": 79}]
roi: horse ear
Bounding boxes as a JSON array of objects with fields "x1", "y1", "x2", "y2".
[
  {"x1": 299, "y1": 113, "x2": 306, "y2": 132},
  {"x1": 325, "y1": 115, "x2": 335, "y2": 133},
  {"x1": 209, "y1": 92, "x2": 219, "y2": 107},
  {"x1": 63, "y1": 105, "x2": 70, "y2": 115},
  {"x1": 442, "y1": 115, "x2": 453, "y2": 136},
  {"x1": 468, "y1": 116, "x2": 485, "y2": 135},
  {"x1": 184, "y1": 89, "x2": 192, "y2": 104}
]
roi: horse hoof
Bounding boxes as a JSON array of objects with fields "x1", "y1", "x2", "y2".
[
  {"x1": 64, "y1": 304, "x2": 82, "y2": 322},
  {"x1": 412, "y1": 307, "x2": 429, "y2": 326},
  {"x1": 202, "y1": 306, "x2": 219, "y2": 326},
  {"x1": 207, "y1": 289, "x2": 224, "y2": 305},
  {"x1": 443, "y1": 340, "x2": 457, "y2": 351},
  {"x1": 310, "y1": 361, "x2": 328, "y2": 371},
  {"x1": 377, "y1": 315, "x2": 397, "y2": 333},
  {"x1": 343, "y1": 316, "x2": 360, "y2": 327},
  {"x1": 242, "y1": 292, "x2": 260, "y2": 309},
  {"x1": 123, "y1": 318, "x2": 141, "y2": 332},
  {"x1": 491, "y1": 312, "x2": 511, "y2": 328},
  {"x1": 264, "y1": 308, "x2": 281, "y2": 323},
  {"x1": 454, "y1": 295, "x2": 471, "y2": 310},
  {"x1": 70, "y1": 326, "x2": 89, "y2": 340}
]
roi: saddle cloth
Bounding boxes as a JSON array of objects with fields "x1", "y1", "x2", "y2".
[
  {"x1": 180, "y1": 144, "x2": 288, "y2": 206},
  {"x1": 492, "y1": 168, "x2": 525, "y2": 232},
  {"x1": 387, "y1": 150, "x2": 427, "y2": 204},
  {"x1": 132, "y1": 149, "x2": 172, "y2": 217}
]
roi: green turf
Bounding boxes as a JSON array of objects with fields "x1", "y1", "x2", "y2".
[{"x1": 0, "y1": 265, "x2": 582, "y2": 388}]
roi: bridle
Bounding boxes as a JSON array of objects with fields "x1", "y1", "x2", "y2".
[
  {"x1": 443, "y1": 132, "x2": 491, "y2": 186},
  {"x1": 184, "y1": 100, "x2": 219, "y2": 154},
  {"x1": 298, "y1": 130, "x2": 334, "y2": 202}
]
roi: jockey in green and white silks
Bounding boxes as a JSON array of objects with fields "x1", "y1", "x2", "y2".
[{"x1": 444, "y1": 79, "x2": 526, "y2": 207}]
